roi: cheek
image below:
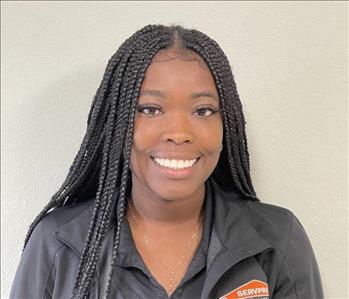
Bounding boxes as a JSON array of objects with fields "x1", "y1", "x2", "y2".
[
  {"x1": 129, "y1": 117, "x2": 157, "y2": 173},
  {"x1": 132, "y1": 118, "x2": 157, "y2": 152},
  {"x1": 197, "y1": 120, "x2": 223, "y2": 153}
]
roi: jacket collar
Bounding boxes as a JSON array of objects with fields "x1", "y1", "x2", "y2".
[
  {"x1": 199, "y1": 178, "x2": 273, "y2": 299},
  {"x1": 207, "y1": 177, "x2": 273, "y2": 253},
  {"x1": 54, "y1": 177, "x2": 273, "y2": 261},
  {"x1": 54, "y1": 200, "x2": 96, "y2": 257}
]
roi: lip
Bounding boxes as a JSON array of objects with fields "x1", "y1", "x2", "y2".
[{"x1": 150, "y1": 156, "x2": 200, "y2": 179}]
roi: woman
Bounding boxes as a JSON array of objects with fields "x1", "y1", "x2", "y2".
[{"x1": 10, "y1": 24, "x2": 324, "y2": 299}]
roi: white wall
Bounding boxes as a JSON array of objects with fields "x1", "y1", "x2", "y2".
[{"x1": 1, "y1": 1, "x2": 347, "y2": 298}]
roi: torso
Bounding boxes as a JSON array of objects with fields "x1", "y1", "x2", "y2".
[{"x1": 127, "y1": 214, "x2": 203, "y2": 296}]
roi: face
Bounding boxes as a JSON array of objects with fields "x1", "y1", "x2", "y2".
[{"x1": 129, "y1": 48, "x2": 223, "y2": 201}]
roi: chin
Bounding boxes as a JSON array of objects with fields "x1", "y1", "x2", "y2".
[{"x1": 149, "y1": 181, "x2": 201, "y2": 200}]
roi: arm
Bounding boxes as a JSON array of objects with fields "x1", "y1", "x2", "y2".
[
  {"x1": 272, "y1": 213, "x2": 324, "y2": 299},
  {"x1": 10, "y1": 220, "x2": 58, "y2": 299}
]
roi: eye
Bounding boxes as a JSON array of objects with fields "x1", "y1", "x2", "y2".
[
  {"x1": 136, "y1": 104, "x2": 219, "y2": 117},
  {"x1": 136, "y1": 104, "x2": 162, "y2": 116},
  {"x1": 194, "y1": 105, "x2": 219, "y2": 117}
]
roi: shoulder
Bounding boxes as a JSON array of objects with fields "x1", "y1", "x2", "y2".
[
  {"x1": 228, "y1": 199, "x2": 324, "y2": 297},
  {"x1": 233, "y1": 198, "x2": 301, "y2": 255},
  {"x1": 40, "y1": 198, "x2": 95, "y2": 233},
  {"x1": 11, "y1": 200, "x2": 95, "y2": 299},
  {"x1": 24, "y1": 199, "x2": 95, "y2": 256},
  {"x1": 209, "y1": 179, "x2": 301, "y2": 255}
]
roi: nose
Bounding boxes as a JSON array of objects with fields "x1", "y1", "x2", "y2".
[{"x1": 161, "y1": 113, "x2": 194, "y2": 145}]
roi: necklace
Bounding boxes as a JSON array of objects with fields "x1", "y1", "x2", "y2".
[{"x1": 127, "y1": 198, "x2": 204, "y2": 294}]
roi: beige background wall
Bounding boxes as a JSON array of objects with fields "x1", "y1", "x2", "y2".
[{"x1": 1, "y1": 1, "x2": 347, "y2": 298}]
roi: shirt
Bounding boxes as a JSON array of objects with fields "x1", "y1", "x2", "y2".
[
  {"x1": 97, "y1": 182, "x2": 213, "y2": 299},
  {"x1": 10, "y1": 177, "x2": 324, "y2": 299}
]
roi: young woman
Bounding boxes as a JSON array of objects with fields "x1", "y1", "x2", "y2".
[{"x1": 10, "y1": 24, "x2": 324, "y2": 299}]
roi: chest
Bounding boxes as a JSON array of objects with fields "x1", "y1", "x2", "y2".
[
  {"x1": 131, "y1": 225, "x2": 203, "y2": 296},
  {"x1": 53, "y1": 230, "x2": 277, "y2": 299},
  {"x1": 94, "y1": 249, "x2": 273, "y2": 299}
]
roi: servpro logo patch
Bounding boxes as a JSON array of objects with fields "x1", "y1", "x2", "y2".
[{"x1": 219, "y1": 279, "x2": 269, "y2": 299}]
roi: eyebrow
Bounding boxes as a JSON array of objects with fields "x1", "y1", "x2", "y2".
[{"x1": 139, "y1": 89, "x2": 219, "y2": 101}]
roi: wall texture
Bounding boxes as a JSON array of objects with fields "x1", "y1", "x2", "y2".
[{"x1": 1, "y1": 1, "x2": 347, "y2": 298}]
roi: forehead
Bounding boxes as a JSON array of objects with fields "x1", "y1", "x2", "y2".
[{"x1": 140, "y1": 48, "x2": 217, "y2": 93}]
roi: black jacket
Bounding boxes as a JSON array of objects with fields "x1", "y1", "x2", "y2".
[{"x1": 10, "y1": 178, "x2": 324, "y2": 298}]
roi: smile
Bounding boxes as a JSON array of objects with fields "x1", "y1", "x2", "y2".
[
  {"x1": 150, "y1": 156, "x2": 200, "y2": 179},
  {"x1": 151, "y1": 156, "x2": 200, "y2": 170}
]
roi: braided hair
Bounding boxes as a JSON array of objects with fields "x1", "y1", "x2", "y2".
[{"x1": 22, "y1": 24, "x2": 260, "y2": 298}]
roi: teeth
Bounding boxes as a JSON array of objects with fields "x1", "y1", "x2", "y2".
[{"x1": 153, "y1": 157, "x2": 198, "y2": 170}]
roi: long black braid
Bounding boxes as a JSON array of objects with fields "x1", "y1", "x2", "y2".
[
  {"x1": 21, "y1": 24, "x2": 261, "y2": 299},
  {"x1": 186, "y1": 30, "x2": 256, "y2": 195},
  {"x1": 75, "y1": 29, "x2": 171, "y2": 298}
]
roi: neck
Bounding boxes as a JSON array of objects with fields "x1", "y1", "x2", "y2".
[{"x1": 127, "y1": 184, "x2": 205, "y2": 230}]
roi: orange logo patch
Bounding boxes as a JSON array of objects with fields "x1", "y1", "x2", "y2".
[{"x1": 219, "y1": 279, "x2": 269, "y2": 299}]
